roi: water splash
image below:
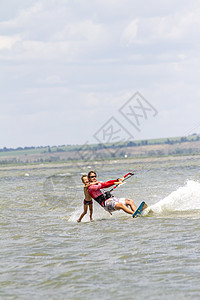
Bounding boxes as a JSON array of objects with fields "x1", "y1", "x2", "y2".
[{"x1": 150, "y1": 180, "x2": 200, "y2": 216}]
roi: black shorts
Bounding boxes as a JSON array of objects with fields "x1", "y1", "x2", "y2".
[{"x1": 84, "y1": 199, "x2": 93, "y2": 205}]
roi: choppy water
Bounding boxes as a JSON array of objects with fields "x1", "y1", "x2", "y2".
[{"x1": 0, "y1": 155, "x2": 200, "y2": 300}]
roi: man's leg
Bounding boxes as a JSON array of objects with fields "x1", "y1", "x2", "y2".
[
  {"x1": 125, "y1": 198, "x2": 137, "y2": 212},
  {"x1": 115, "y1": 202, "x2": 134, "y2": 214}
]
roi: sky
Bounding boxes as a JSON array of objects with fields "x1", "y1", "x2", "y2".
[{"x1": 1, "y1": 0, "x2": 200, "y2": 148}]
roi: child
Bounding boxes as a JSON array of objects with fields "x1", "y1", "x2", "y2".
[{"x1": 77, "y1": 175, "x2": 93, "y2": 222}]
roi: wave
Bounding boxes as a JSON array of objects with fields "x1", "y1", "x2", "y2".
[{"x1": 149, "y1": 180, "x2": 200, "y2": 217}]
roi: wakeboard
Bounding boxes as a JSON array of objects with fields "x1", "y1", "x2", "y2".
[{"x1": 132, "y1": 201, "x2": 148, "y2": 218}]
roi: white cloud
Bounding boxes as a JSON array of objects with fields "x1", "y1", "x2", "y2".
[
  {"x1": 0, "y1": 35, "x2": 21, "y2": 49},
  {"x1": 1, "y1": 1, "x2": 199, "y2": 64},
  {"x1": 0, "y1": 2, "x2": 109, "y2": 62},
  {"x1": 121, "y1": 19, "x2": 139, "y2": 45},
  {"x1": 121, "y1": 8, "x2": 200, "y2": 46},
  {"x1": 2, "y1": 2, "x2": 42, "y2": 24}
]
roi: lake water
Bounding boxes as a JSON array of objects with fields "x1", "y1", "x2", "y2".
[{"x1": 0, "y1": 155, "x2": 200, "y2": 299}]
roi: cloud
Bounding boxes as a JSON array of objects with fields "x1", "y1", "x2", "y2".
[
  {"x1": 1, "y1": 0, "x2": 200, "y2": 65},
  {"x1": 0, "y1": 34, "x2": 21, "y2": 51},
  {"x1": 121, "y1": 9, "x2": 200, "y2": 45},
  {"x1": 0, "y1": 1, "x2": 111, "y2": 62},
  {"x1": 121, "y1": 19, "x2": 139, "y2": 45}
]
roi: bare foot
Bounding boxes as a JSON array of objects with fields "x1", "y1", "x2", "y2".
[{"x1": 77, "y1": 219, "x2": 81, "y2": 223}]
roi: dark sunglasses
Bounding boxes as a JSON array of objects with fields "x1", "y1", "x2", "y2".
[{"x1": 89, "y1": 175, "x2": 96, "y2": 178}]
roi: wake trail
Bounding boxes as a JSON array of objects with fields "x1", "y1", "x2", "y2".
[{"x1": 149, "y1": 180, "x2": 200, "y2": 216}]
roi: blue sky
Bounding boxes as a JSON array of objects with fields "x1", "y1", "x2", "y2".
[{"x1": 1, "y1": 0, "x2": 200, "y2": 147}]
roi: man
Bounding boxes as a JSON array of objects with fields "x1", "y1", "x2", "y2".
[{"x1": 87, "y1": 171, "x2": 137, "y2": 215}]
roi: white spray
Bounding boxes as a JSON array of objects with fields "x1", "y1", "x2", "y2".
[{"x1": 150, "y1": 180, "x2": 200, "y2": 215}]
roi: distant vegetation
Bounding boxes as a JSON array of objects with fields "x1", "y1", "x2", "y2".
[{"x1": 0, "y1": 134, "x2": 200, "y2": 165}]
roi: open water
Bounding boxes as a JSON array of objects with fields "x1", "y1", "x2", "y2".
[{"x1": 0, "y1": 155, "x2": 200, "y2": 300}]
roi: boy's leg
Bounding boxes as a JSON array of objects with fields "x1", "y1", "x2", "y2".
[
  {"x1": 77, "y1": 205, "x2": 88, "y2": 222},
  {"x1": 89, "y1": 203, "x2": 93, "y2": 221}
]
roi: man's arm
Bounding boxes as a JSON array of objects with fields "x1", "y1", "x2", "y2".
[
  {"x1": 88, "y1": 179, "x2": 122, "y2": 197},
  {"x1": 98, "y1": 179, "x2": 118, "y2": 189}
]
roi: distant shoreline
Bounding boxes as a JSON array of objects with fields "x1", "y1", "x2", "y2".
[
  {"x1": 0, "y1": 134, "x2": 199, "y2": 166},
  {"x1": 0, "y1": 153, "x2": 199, "y2": 171}
]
